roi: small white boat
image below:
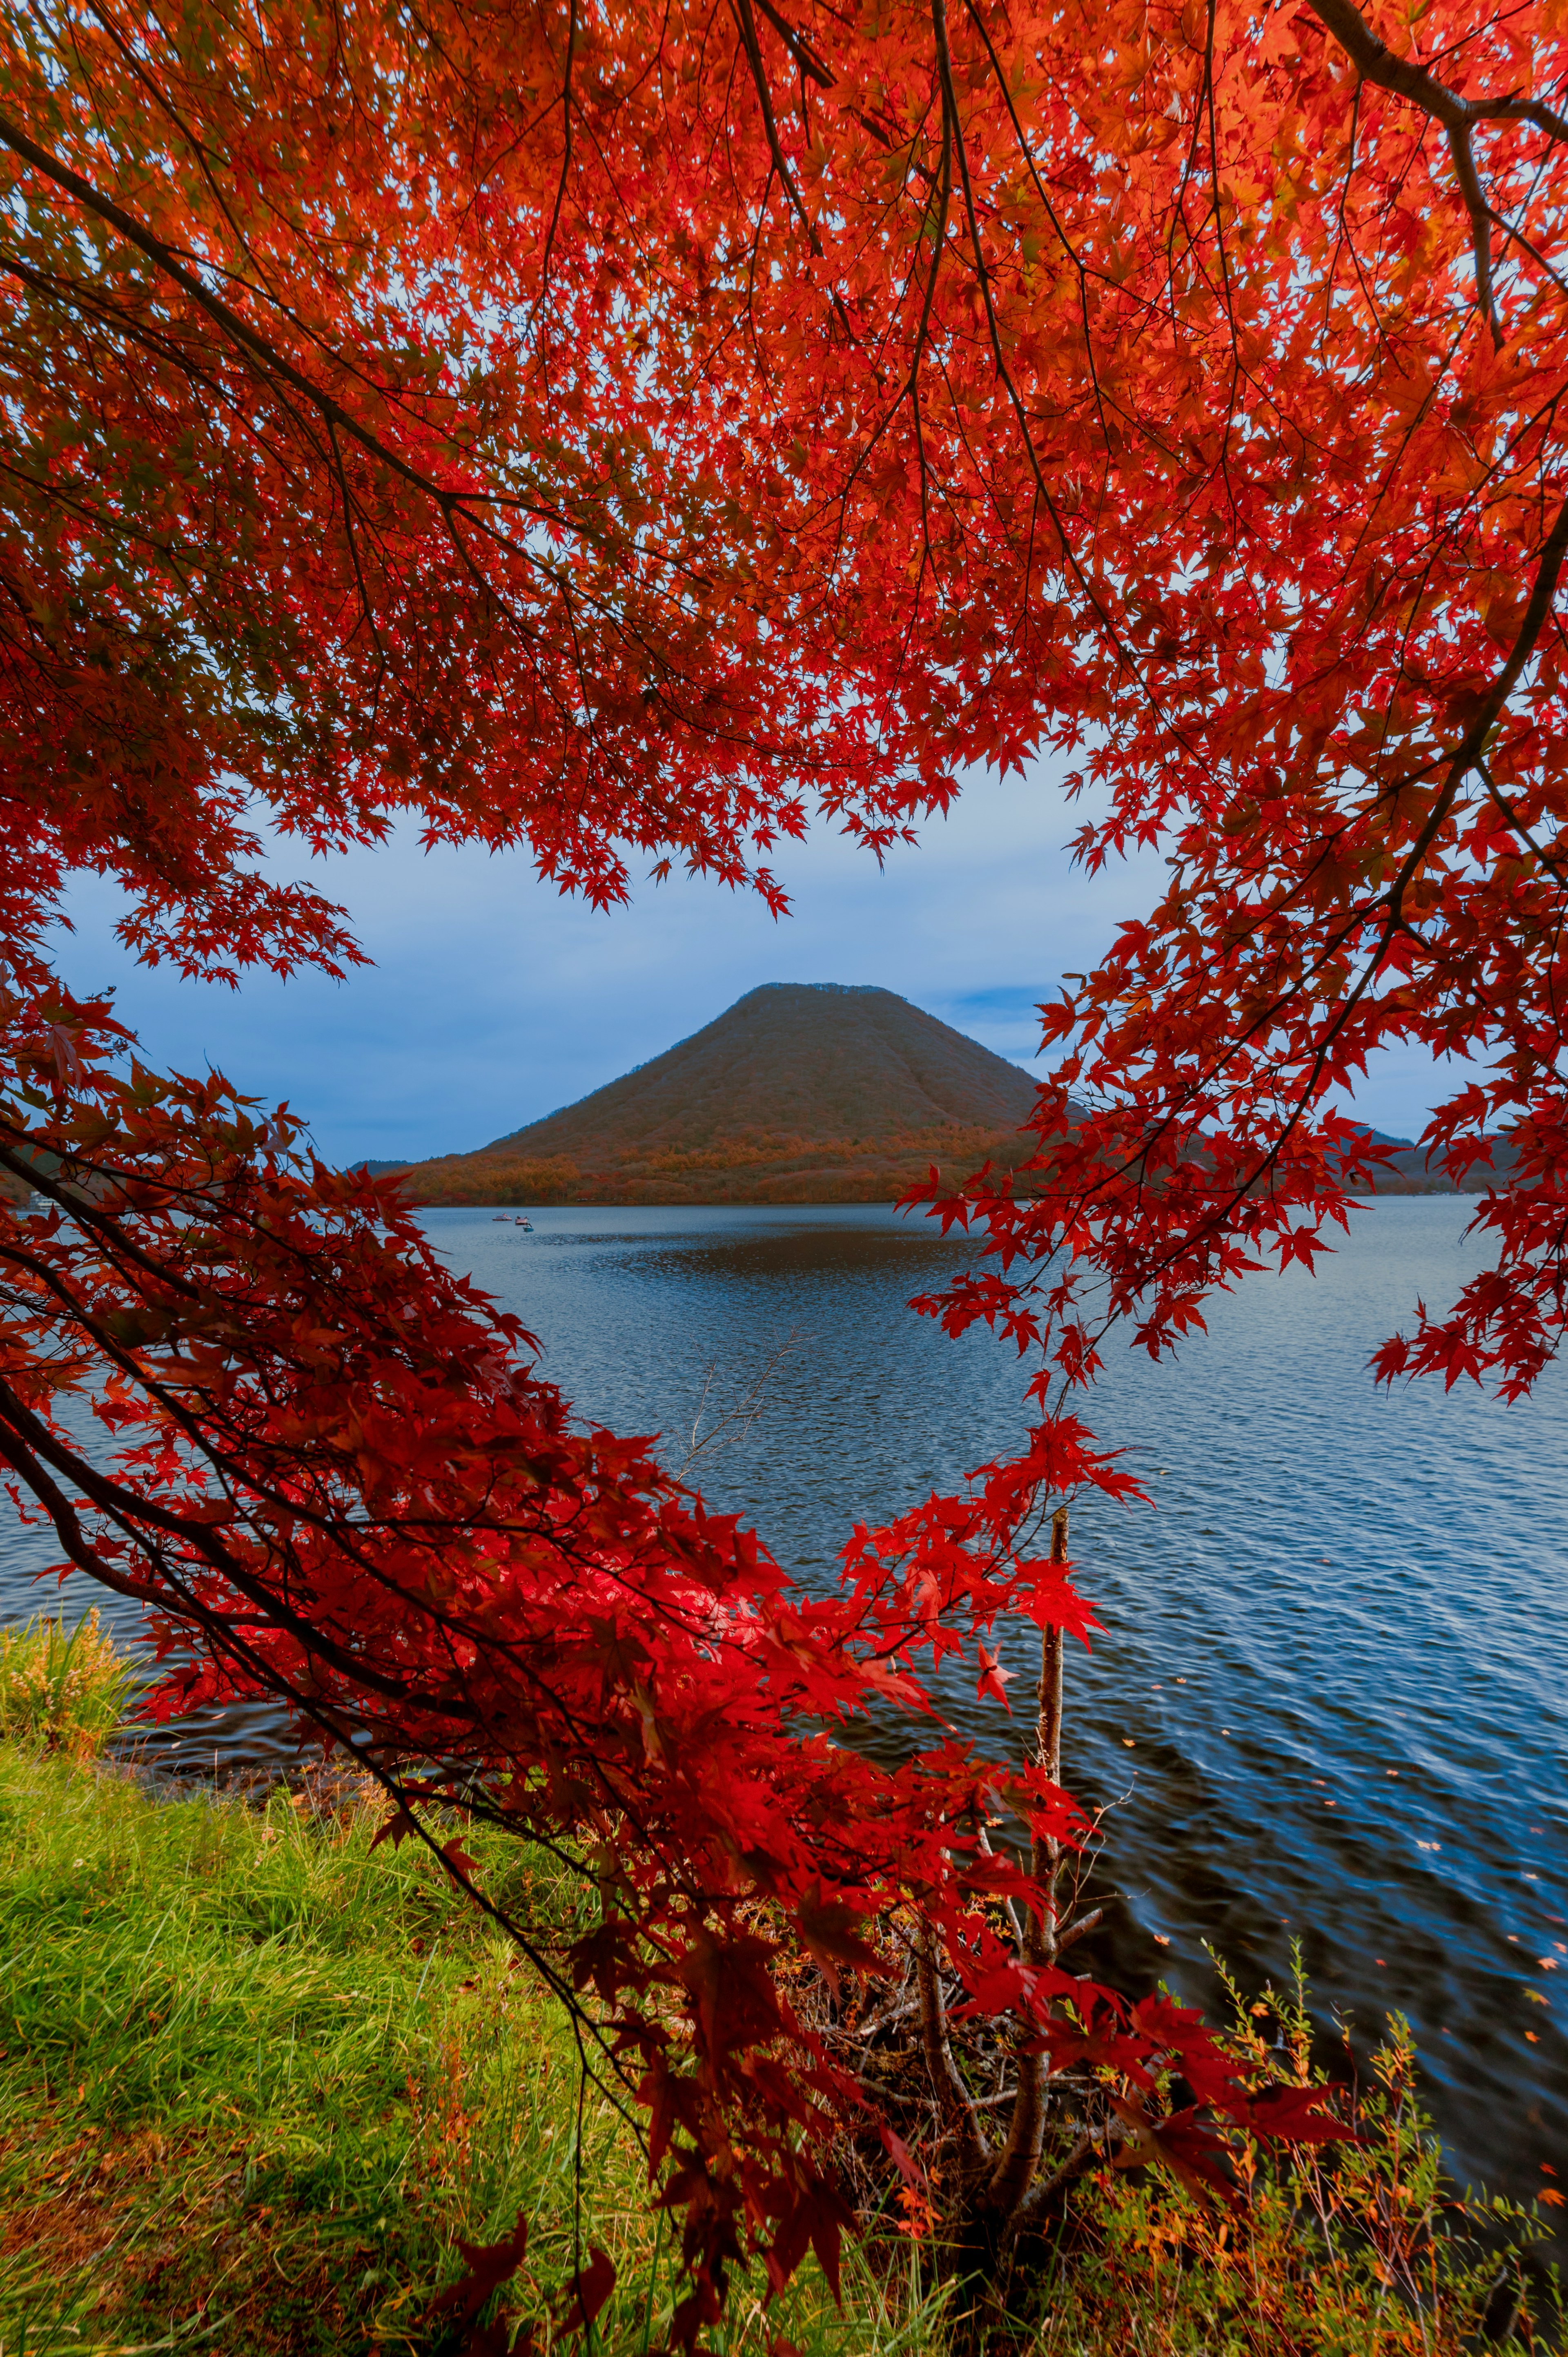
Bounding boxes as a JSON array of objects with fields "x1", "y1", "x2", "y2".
[{"x1": 515, "y1": 1216, "x2": 534, "y2": 1230}]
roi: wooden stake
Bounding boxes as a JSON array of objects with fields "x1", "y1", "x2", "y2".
[{"x1": 1028, "y1": 1504, "x2": 1069, "y2": 1967}]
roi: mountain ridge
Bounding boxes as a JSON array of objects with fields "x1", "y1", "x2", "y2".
[{"x1": 373, "y1": 984, "x2": 1505, "y2": 1204}]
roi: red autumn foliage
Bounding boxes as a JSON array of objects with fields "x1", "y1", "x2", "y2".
[
  {"x1": 0, "y1": 1023, "x2": 1241, "y2": 2322},
  {"x1": 2, "y1": 0, "x2": 1556, "y2": 2323}
]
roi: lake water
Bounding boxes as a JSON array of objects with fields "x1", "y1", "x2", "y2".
[{"x1": 3, "y1": 1197, "x2": 1564, "y2": 2209}]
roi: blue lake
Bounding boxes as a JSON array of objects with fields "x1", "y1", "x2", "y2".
[{"x1": 3, "y1": 1196, "x2": 1564, "y2": 2207}]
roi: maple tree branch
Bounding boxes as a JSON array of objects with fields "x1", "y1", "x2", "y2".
[
  {"x1": 0, "y1": 1368, "x2": 467, "y2": 1717},
  {"x1": 1054, "y1": 1905, "x2": 1103, "y2": 1953},
  {"x1": 1446, "y1": 120, "x2": 1502, "y2": 347},
  {"x1": 0, "y1": 109, "x2": 548, "y2": 520},
  {"x1": 931, "y1": 0, "x2": 991, "y2": 341},
  {"x1": 324, "y1": 416, "x2": 394, "y2": 675},
  {"x1": 0, "y1": 1311, "x2": 856, "y2": 1930},
  {"x1": 538, "y1": 0, "x2": 578, "y2": 298},
  {"x1": 1304, "y1": 0, "x2": 1568, "y2": 139},
  {"x1": 2, "y1": 1140, "x2": 872, "y2": 1741},
  {"x1": 3, "y1": 1139, "x2": 966, "y2": 1940},
  {"x1": 986, "y1": 1503, "x2": 1069, "y2": 2216},
  {"x1": 1007, "y1": 2126, "x2": 1099, "y2": 2237},
  {"x1": 974, "y1": 1816, "x2": 1024, "y2": 1947},
  {"x1": 1302, "y1": 0, "x2": 1568, "y2": 347},
  {"x1": 932, "y1": 0, "x2": 1154, "y2": 715},
  {"x1": 1337, "y1": 488, "x2": 1568, "y2": 985},
  {"x1": 1081, "y1": 485, "x2": 1568, "y2": 1289},
  {"x1": 6, "y1": 163, "x2": 711, "y2": 721},
  {"x1": 752, "y1": 0, "x2": 836, "y2": 89},
  {"x1": 1065, "y1": 459, "x2": 1568, "y2": 1245},
  {"x1": 915, "y1": 1920, "x2": 989, "y2": 2170},
  {"x1": 79, "y1": 0, "x2": 296, "y2": 322},
  {"x1": 1477, "y1": 758, "x2": 1568, "y2": 892},
  {"x1": 1483, "y1": 196, "x2": 1568, "y2": 301},
  {"x1": 0, "y1": 1407, "x2": 169, "y2": 1612},
  {"x1": 904, "y1": 79, "x2": 953, "y2": 574},
  {"x1": 1201, "y1": 0, "x2": 1244, "y2": 472},
  {"x1": 729, "y1": 0, "x2": 823, "y2": 253},
  {"x1": 0, "y1": 1195, "x2": 616, "y2": 1715},
  {"x1": 957, "y1": 0, "x2": 1123, "y2": 479},
  {"x1": 363, "y1": 1761, "x2": 649, "y2": 2143}
]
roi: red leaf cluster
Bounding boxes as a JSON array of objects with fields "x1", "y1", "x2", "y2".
[{"x1": 0, "y1": 0, "x2": 1552, "y2": 2322}]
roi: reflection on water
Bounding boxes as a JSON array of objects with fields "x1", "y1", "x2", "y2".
[{"x1": 3, "y1": 1198, "x2": 1564, "y2": 2207}]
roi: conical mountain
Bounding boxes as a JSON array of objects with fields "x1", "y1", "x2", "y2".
[
  {"x1": 399, "y1": 984, "x2": 1043, "y2": 1205},
  {"x1": 487, "y1": 984, "x2": 1037, "y2": 1162}
]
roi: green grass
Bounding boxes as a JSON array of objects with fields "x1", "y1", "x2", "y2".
[{"x1": 0, "y1": 1745, "x2": 939, "y2": 2357}]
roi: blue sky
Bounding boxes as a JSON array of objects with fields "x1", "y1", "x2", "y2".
[{"x1": 48, "y1": 764, "x2": 1451, "y2": 1165}]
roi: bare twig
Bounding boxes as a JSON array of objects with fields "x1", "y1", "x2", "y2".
[
  {"x1": 976, "y1": 1815, "x2": 1023, "y2": 1946},
  {"x1": 1054, "y1": 1905, "x2": 1102, "y2": 1955},
  {"x1": 849, "y1": 1997, "x2": 919, "y2": 2040},
  {"x1": 673, "y1": 1329, "x2": 803, "y2": 1477},
  {"x1": 915, "y1": 1918, "x2": 989, "y2": 2171}
]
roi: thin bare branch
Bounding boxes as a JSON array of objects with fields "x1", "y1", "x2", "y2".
[
  {"x1": 986, "y1": 1504, "x2": 1069, "y2": 2216},
  {"x1": 915, "y1": 1920, "x2": 989, "y2": 2170},
  {"x1": 753, "y1": 0, "x2": 835, "y2": 88},
  {"x1": 729, "y1": 0, "x2": 823, "y2": 252}
]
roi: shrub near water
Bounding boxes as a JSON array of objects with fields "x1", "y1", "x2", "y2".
[
  {"x1": 1010, "y1": 1965, "x2": 1561, "y2": 2357},
  {"x1": 0, "y1": 1610, "x2": 140, "y2": 1760}
]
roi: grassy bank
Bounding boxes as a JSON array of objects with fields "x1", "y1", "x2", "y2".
[
  {"x1": 0, "y1": 1619, "x2": 1557, "y2": 2354},
  {"x1": 0, "y1": 1742, "x2": 920, "y2": 2357}
]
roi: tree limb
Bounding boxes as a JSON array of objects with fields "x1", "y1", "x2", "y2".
[
  {"x1": 986, "y1": 1505, "x2": 1069, "y2": 2216},
  {"x1": 729, "y1": 0, "x2": 823, "y2": 252},
  {"x1": 0, "y1": 111, "x2": 539, "y2": 512},
  {"x1": 1302, "y1": 0, "x2": 1568, "y2": 347},
  {"x1": 753, "y1": 0, "x2": 835, "y2": 89},
  {"x1": 915, "y1": 1920, "x2": 989, "y2": 2171}
]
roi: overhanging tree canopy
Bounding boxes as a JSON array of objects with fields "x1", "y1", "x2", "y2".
[{"x1": 0, "y1": 0, "x2": 1560, "y2": 2324}]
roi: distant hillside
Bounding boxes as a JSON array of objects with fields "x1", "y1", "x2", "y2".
[
  {"x1": 394, "y1": 984, "x2": 1045, "y2": 1204},
  {"x1": 1334, "y1": 1126, "x2": 1519, "y2": 1195}
]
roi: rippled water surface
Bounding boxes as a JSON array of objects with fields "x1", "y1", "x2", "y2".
[{"x1": 4, "y1": 1197, "x2": 1564, "y2": 2204}]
